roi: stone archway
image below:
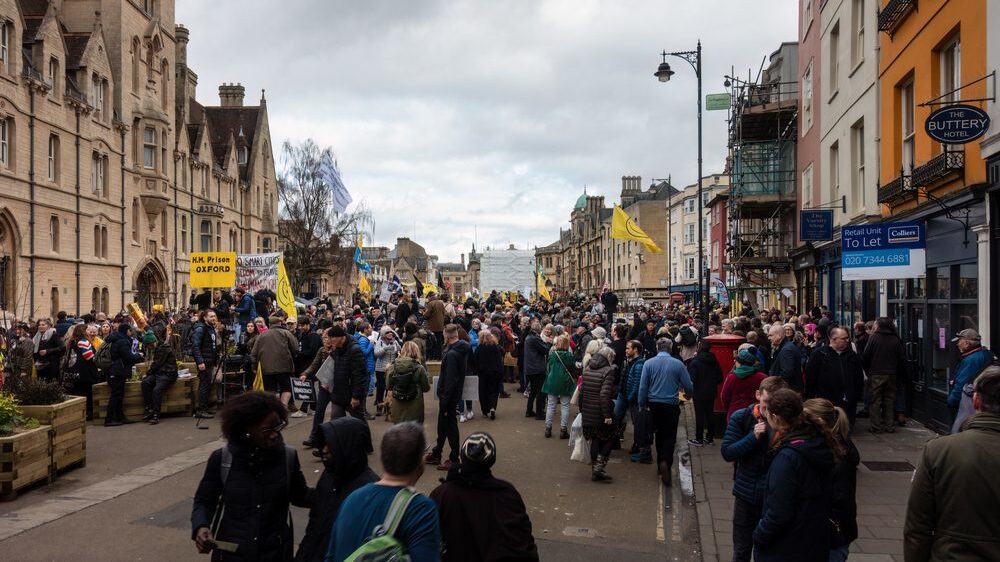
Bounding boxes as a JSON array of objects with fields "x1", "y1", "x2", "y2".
[
  {"x1": 0, "y1": 209, "x2": 21, "y2": 315},
  {"x1": 133, "y1": 258, "x2": 168, "y2": 313}
]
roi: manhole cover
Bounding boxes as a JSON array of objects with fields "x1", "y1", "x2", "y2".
[{"x1": 862, "y1": 461, "x2": 914, "y2": 472}]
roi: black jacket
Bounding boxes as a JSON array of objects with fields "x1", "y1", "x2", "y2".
[
  {"x1": 191, "y1": 439, "x2": 312, "y2": 562},
  {"x1": 579, "y1": 353, "x2": 615, "y2": 429},
  {"x1": 769, "y1": 339, "x2": 803, "y2": 391},
  {"x1": 192, "y1": 322, "x2": 219, "y2": 366},
  {"x1": 430, "y1": 465, "x2": 539, "y2": 562},
  {"x1": 438, "y1": 339, "x2": 471, "y2": 405},
  {"x1": 601, "y1": 291, "x2": 619, "y2": 316},
  {"x1": 330, "y1": 338, "x2": 368, "y2": 407},
  {"x1": 522, "y1": 333, "x2": 550, "y2": 376},
  {"x1": 861, "y1": 329, "x2": 906, "y2": 377},
  {"x1": 804, "y1": 345, "x2": 865, "y2": 409},
  {"x1": 831, "y1": 438, "x2": 860, "y2": 548},
  {"x1": 294, "y1": 418, "x2": 378, "y2": 562},
  {"x1": 105, "y1": 331, "x2": 143, "y2": 379},
  {"x1": 34, "y1": 331, "x2": 65, "y2": 381},
  {"x1": 394, "y1": 302, "x2": 412, "y2": 328},
  {"x1": 473, "y1": 343, "x2": 504, "y2": 381},
  {"x1": 687, "y1": 350, "x2": 724, "y2": 403},
  {"x1": 295, "y1": 330, "x2": 322, "y2": 374},
  {"x1": 148, "y1": 343, "x2": 178, "y2": 379},
  {"x1": 753, "y1": 432, "x2": 835, "y2": 562}
]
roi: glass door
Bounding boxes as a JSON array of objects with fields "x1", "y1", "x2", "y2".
[{"x1": 903, "y1": 304, "x2": 925, "y2": 418}]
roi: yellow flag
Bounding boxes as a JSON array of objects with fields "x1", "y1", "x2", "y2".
[
  {"x1": 253, "y1": 362, "x2": 265, "y2": 391},
  {"x1": 358, "y1": 275, "x2": 371, "y2": 295},
  {"x1": 276, "y1": 256, "x2": 297, "y2": 322},
  {"x1": 611, "y1": 205, "x2": 663, "y2": 253},
  {"x1": 537, "y1": 269, "x2": 551, "y2": 302}
]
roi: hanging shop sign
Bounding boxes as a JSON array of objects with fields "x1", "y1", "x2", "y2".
[
  {"x1": 799, "y1": 209, "x2": 834, "y2": 241},
  {"x1": 705, "y1": 93, "x2": 731, "y2": 111},
  {"x1": 924, "y1": 104, "x2": 991, "y2": 144},
  {"x1": 841, "y1": 222, "x2": 925, "y2": 281}
]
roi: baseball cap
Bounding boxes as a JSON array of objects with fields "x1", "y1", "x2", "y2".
[
  {"x1": 328, "y1": 325, "x2": 347, "y2": 337},
  {"x1": 952, "y1": 329, "x2": 982, "y2": 343}
]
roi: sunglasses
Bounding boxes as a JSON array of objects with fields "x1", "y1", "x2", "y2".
[{"x1": 261, "y1": 421, "x2": 287, "y2": 436}]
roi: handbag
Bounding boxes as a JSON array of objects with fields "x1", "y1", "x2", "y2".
[{"x1": 569, "y1": 384, "x2": 581, "y2": 406}]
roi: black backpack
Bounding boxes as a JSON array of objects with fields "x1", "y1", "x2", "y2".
[{"x1": 391, "y1": 365, "x2": 420, "y2": 402}]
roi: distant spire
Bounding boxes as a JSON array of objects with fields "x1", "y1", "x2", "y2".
[{"x1": 260, "y1": 89, "x2": 267, "y2": 104}]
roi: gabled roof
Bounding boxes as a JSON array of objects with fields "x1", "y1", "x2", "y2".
[
  {"x1": 204, "y1": 106, "x2": 260, "y2": 176},
  {"x1": 63, "y1": 34, "x2": 90, "y2": 69}
]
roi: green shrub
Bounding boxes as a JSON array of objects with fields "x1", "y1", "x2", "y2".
[
  {"x1": 8, "y1": 377, "x2": 67, "y2": 405},
  {"x1": 0, "y1": 393, "x2": 37, "y2": 436}
]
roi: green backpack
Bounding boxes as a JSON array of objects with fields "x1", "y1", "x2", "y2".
[{"x1": 345, "y1": 487, "x2": 419, "y2": 562}]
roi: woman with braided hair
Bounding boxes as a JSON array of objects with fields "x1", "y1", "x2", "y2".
[{"x1": 752, "y1": 388, "x2": 843, "y2": 562}]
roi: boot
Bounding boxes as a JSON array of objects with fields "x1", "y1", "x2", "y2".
[
  {"x1": 559, "y1": 427, "x2": 569, "y2": 439},
  {"x1": 591, "y1": 455, "x2": 612, "y2": 482},
  {"x1": 545, "y1": 426, "x2": 552, "y2": 438}
]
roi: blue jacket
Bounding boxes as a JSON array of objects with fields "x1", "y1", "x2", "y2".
[
  {"x1": 721, "y1": 405, "x2": 772, "y2": 506},
  {"x1": 948, "y1": 346, "x2": 994, "y2": 408},
  {"x1": 753, "y1": 434, "x2": 835, "y2": 562},
  {"x1": 354, "y1": 333, "x2": 375, "y2": 374},
  {"x1": 623, "y1": 356, "x2": 645, "y2": 402},
  {"x1": 469, "y1": 329, "x2": 479, "y2": 351},
  {"x1": 234, "y1": 293, "x2": 257, "y2": 325},
  {"x1": 638, "y1": 351, "x2": 693, "y2": 409}
]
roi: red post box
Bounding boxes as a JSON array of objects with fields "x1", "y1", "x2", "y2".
[{"x1": 704, "y1": 333, "x2": 747, "y2": 413}]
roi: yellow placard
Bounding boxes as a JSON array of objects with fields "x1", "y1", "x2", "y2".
[
  {"x1": 190, "y1": 252, "x2": 237, "y2": 288},
  {"x1": 276, "y1": 256, "x2": 297, "y2": 322}
]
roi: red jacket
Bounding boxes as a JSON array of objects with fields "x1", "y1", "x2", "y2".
[{"x1": 720, "y1": 370, "x2": 768, "y2": 422}]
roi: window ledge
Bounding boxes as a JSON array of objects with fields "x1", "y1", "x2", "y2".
[
  {"x1": 828, "y1": 89, "x2": 840, "y2": 104},
  {"x1": 848, "y1": 58, "x2": 865, "y2": 79}
]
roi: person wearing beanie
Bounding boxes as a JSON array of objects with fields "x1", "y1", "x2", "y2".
[
  {"x1": 721, "y1": 346, "x2": 769, "y2": 422},
  {"x1": 104, "y1": 322, "x2": 145, "y2": 426},
  {"x1": 430, "y1": 433, "x2": 539, "y2": 562},
  {"x1": 141, "y1": 324, "x2": 178, "y2": 425}
]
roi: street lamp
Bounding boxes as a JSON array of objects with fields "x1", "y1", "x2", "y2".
[{"x1": 655, "y1": 41, "x2": 705, "y2": 335}]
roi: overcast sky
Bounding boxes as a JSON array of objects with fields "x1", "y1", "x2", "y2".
[{"x1": 177, "y1": 0, "x2": 797, "y2": 262}]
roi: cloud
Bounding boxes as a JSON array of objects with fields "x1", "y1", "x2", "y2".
[{"x1": 177, "y1": 0, "x2": 797, "y2": 262}]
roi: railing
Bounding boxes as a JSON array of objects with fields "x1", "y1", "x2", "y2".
[
  {"x1": 745, "y1": 80, "x2": 799, "y2": 108},
  {"x1": 878, "y1": 0, "x2": 917, "y2": 35},
  {"x1": 911, "y1": 150, "x2": 964, "y2": 188},
  {"x1": 877, "y1": 174, "x2": 914, "y2": 204}
]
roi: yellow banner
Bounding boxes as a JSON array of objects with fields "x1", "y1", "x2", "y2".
[
  {"x1": 190, "y1": 252, "x2": 237, "y2": 288},
  {"x1": 276, "y1": 257, "x2": 297, "y2": 321},
  {"x1": 611, "y1": 205, "x2": 663, "y2": 253}
]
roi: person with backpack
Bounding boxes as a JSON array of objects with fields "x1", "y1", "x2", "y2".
[
  {"x1": 64, "y1": 323, "x2": 99, "y2": 420},
  {"x1": 387, "y1": 341, "x2": 431, "y2": 424},
  {"x1": 191, "y1": 391, "x2": 312, "y2": 561},
  {"x1": 327, "y1": 422, "x2": 441, "y2": 562},
  {"x1": 103, "y1": 323, "x2": 145, "y2": 426},
  {"x1": 141, "y1": 324, "x2": 178, "y2": 425},
  {"x1": 430, "y1": 432, "x2": 539, "y2": 562}
]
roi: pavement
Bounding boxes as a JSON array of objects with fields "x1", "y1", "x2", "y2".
[
  {"x1": 687, "y1": 407, "x2": 936, "y2": 562},
  {"x1": 0, "y1": 384, "x2": 703, "y2": 562}
]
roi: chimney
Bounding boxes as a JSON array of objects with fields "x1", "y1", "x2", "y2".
[
  {"x1": 461, "y1": 253, "x2": 465, "y2": 268},
  {"x1": 175, "y1": 24, "x2": 190, "y2": 68},
  {"x1": 219, "y1": 83, "x2": 245, "y2": 107}
]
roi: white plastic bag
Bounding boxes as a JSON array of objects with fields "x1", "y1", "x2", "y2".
[
  {"x1": 568, "y1": 413, "x2": 583, "y2": 448},
  {"x1": 570, "y1": 434, "x2": 591, "y2": 464}
]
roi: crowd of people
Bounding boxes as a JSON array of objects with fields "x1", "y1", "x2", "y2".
[{"x1": 3, "y1": 284, "x2": 998, "y2": 561}]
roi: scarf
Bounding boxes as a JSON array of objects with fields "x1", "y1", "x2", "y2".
[
  {"x1": 734, "y1": 364, "x2": 758, "y2": 379},
  {"x1": 33, "y1": 327, "x2": 55, "y2": 353}
]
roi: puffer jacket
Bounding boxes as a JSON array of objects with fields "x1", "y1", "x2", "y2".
[
  {"x1": 191, "y1": 322, "x2": 219, "y2": 366},
  {"x1": 523, "y1": 332, "x2": 550, "y2": 376},
  {"x1": 330, "y1": 337, "x2": 369, "y2": 407},
  {"x1": 105, "y1": 330, "x2": 143, "y2": 379},
  {"x1": 579, "y1": 353, "x2": 615, "y2": 429},
  {"x1": 191, "y1": 439, "x2": 312, "y2": 562},
  {"x1": 622, "y1": 356, "x2": 645, "y2": 402},
  {"x1": 721, "y1": 404, "x2": 772, "y2": 507},
  {"x1": 374, "y1": 339, "x2": 400, "y2": 373},
  {"x1": 354, "y1": 333, "x2": 375, "y2": 374},
  {"x1": 753, "y1": 431, "x2": 836, "y2": 562},
  {"x1": 947, "y1": 346, "x2": 994, "y2": 409}
]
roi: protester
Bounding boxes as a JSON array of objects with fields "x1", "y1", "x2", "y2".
[
  {"x1": 141, "y1": 324, "x2": 178, "y2": 425},
  {"x1": 294, "y1": 417, "x2": 378, "y2": 562},
  {"x1": 861, "y1": 317, "x2": 905, "y2": 434},
  {"x1": 721, "y1": 347, "x2": 768, "y2": 423},
  {"x1": 292, "y1": 316, "x2": 322, "y2": 418},
  {"x1": 522, "y1": 321, "x2": 550, "y2": 420},
  {"x1": 542, "y1": 334, "x2": 577, "y2": 439},
  {"x1": 191, "y1": 391, "x2": 311, "y2": 561},
  {"x1": 473, "y1": 330, "x2": 504, "y2": 420},
  {"x1": 302, "y1": 325, "x2": 368, "y2": 448},
  {"x1": 327, "y1": 422, "x2": 441, "y2": 562},
  {"x1": 767, "y1": 324, "x2": 802, "y2": 392},
  {"x1": 804, "y1": 326, "x2": 865, "y2": 428},
  {"x1": 425, "y1": 324, "x2": 470, "y2": 470},
  {"x1": 104, "y1": 323, "x2": 145, "y2": 426},
  {"x1": 191, "y1": 310, "x2": 220, "y2": 418},
  {"x1": 620, "y1": 340, "x2": 649, "y2": 462},
  {"x1": 65, "y1": 323, "x2": 98, "y2": 420},
  {"x1": 947, "y1": 328, "x2": 994, "y2": 423},
  {"x1": 232, "y1": 287, "x2": 257, "y2": 344},
  {"x1": 752, "y1": 388, "x2": 841, "y2": 561},
  {"x1": 579, "y1": 346, "x2": 618, "y2": 481},
  {"x1": 387, "y1": 341, "x2": 431, "y2": 424},
  {"x1": 638, "y1": 338, "x2": 693, "y2": 486},
  {"x1": 424, "y1": 294, "x2": 446, "y2": 360},
  {"x1": 374, "y1": 327, "x2": 401, "y2": 417},
  {"x1": 803, "y1": 398, "x2": 859, "y2": 562},
  {"x1": 430, "y1": 432, "x2": 539, "y2": 562},
  {"x1": 904, "y1": 366, "x2": 1000, "y2": 561},
  {"x1": 33, "y1": 317, "x2": 65, "y2": 382},
  {"x1": 687, "y1": 339, "x2": 724, "y2": 446},
  {"x1": 251, "y1": 316, "x2": 299, "y2": 409}
]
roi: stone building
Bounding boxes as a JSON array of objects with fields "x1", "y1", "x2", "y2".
[
  {"x1": 0, "y1": 0, "x2": 278, "y2": 319},
  {"x1": 667, "y1": 174, "x2": 728, "y2": 298}
]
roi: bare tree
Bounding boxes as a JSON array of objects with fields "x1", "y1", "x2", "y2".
[{"x1": 277, "y1": 139, "x2": 370, "y2": 294}]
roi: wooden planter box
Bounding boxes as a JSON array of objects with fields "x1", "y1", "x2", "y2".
[
  {"x1": 91, "y1": 377, "x2": 195, "y2": 422},
  {"x1": 0, "y1": 425, "x2": 53, "y2": 500},
  {"x1": 20, "y1": 396, "x2": 87, "y2": 473},
  {"x1": 426, "y1": 361, "x2": 441, "y2": 376},
  {"x1": 133, "y1": 361, "x2": 197, "y2": 380}
]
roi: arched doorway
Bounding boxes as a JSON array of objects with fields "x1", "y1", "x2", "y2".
[
  {"x1": 0, "y1": 210, "x2": 20, "y2": 314},
  {"x1": 134, "y1": 259, "x2": 168, "y2": 313}
]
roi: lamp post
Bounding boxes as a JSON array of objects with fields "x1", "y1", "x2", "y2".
[{"x1": 655, "y1": 41, "x2": 705, "y2": 335}]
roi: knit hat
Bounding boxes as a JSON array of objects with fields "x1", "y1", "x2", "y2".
[
  {"x1": 592, "y1": 326, "x2": 607, "y2": 340},
  {"x1": 460, "y1": 432, "x2": 497, "y2": 469},
  {"x1": 736, "y1": 348, "x2": 757, "y2": 366}
]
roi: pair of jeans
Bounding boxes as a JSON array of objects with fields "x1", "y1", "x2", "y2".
[
  {"x1": 433, "y1": 401, "x2": 460, "y2": 462},
  {"x1": 545, "y1": 394, "x2": 571, "y2": 429},
  {"x1": 525, "y1": 373, "x2": 546, "y2": 416},
  {"x1": 828, "y1": 545, "x2": 850, "y2": 562},
  {"x1": 732, "y1": 496, "x2": 762, "y2": 562},
  {"x1": 196, "y1": 363, "x2": 214, "y2": 411},
  {"x1": 429, "y1": 331, "x2": 444, "y2": 360},
  {"x1": 648, "y1": 402, "x2": 680, "y2": 470},
  {"x1": 141, "y1": 373, "x2": 177, "y2": 414},
  {"x1": 869, "y1": 374, "x2": 896, "y2": 431},
  {"x1": 374, "y1": 371, "x2": 388, "y2": 405},
  {"x1": 694, "y1": 398, "x2": 715, "y2": 441},
  {"x1": 106, "y1": 374, "x2": 126, "y2": 422}
]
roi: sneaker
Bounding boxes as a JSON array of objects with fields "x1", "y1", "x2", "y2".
[
  {"x1": 148, "y1": 415, "x2": 159, "y2": 425},
  {"x1": 560, "y1": 428, "x2": 569, "y2": 439},
  {"x1": 499, "y1": 392, "x2": 511, "y2": 398},
  {"x1": 687, "y1": 439, "x2": 704, "y2": 447},
  {"x1": 290, "y1": 411, "x2": 309, "y2": 418},
  {"x1": 424, "y1": 452, "x2": 441, "y2": 465},
  {"x1": 142, "y1": 411, "x2": 154, "y2": 421},
  {"x1": 437, "y1": 459, "x2": 454, "y2": 471},
  {"x1": 704, "y1": 439, "x2": 715, "y2": 446},
  {"x1": 489, "y1": 409, "x2": 496, "y2": 420},
  {"x1": 194, "y1": 410, "x2": 214, "y2": 419},
  {"x1": 459, "y1": 414, "x2": 469, "y2": 423},
  {"x1": 302, "y1": 439, "x2": 319, "y2": 448},
  {"x1": 466, "y1": 411, "x2": 474, "y2": 421},
  {"x1": 544, "y1": 426, "x2": 552, "y2": 438}
]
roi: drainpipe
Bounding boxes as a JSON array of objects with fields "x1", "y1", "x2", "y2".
[
  {"x1": 27, "y1": 89, "x2": 36, "y2": 318},
  {"x1": 874, "y1": 15, "x2": 887, "y2": 317},
  {"x1": 120, "y1": 128, "x2": 126, "y2": 310},
  {"x1": 173, "y1": 150, "x2": 178, "y2": 309},
  {"x1": 74, "y1": 108, "x2": 81, "y2": 315}
]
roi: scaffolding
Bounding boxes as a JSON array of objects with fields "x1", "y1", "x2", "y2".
[{"x1": 724, "y1": 63, "x2": 798, "y2": 311}]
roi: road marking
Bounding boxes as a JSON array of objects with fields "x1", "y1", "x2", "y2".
[
  {"x1": 0, "y1": 438, "x2": 224, "y2": 542},
  {"x1": 656, "y1": 480, "x2": 665, "y2": 542}
]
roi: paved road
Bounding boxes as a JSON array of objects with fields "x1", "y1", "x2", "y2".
[{"x1": 0, "y1": 383, "x2": 701, "y2": 561}]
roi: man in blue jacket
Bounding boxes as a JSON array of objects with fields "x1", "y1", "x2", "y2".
[
  {"x1": 638, "y1": 338, "x2": 693, "y2": 486},
  {"x1": 354, "y1": 320, "x2": 376, "y2": 419},
  {"x1": 721, "y1": 376, "x2": 787, "y2": 562},
  {"x1": 768, "y1": 324, "x2": 802, "y2": 391},
  {"x1": 948, "y1": 329, "x2": 994, "y2": 420},
  {"x1": 232, "y1": 286, "x2": 256, "y2": 343}
]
